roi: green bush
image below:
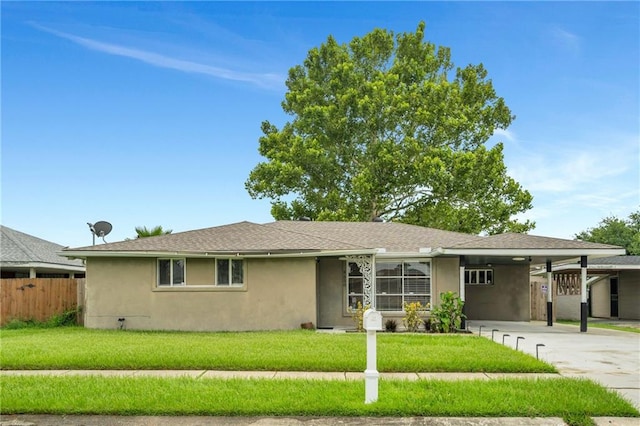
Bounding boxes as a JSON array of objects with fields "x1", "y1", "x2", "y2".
[
  {"x1": 2, "y1": 307, "x2": 80, "y2": 330},
  {"x1": 402, "y1": 301, "x2": 427, "y2": 332},
  {"x1": 348, "y1": 301, "x2": 370, "y2": 332},
  {"x1": 430, "y1": 292, "x2": 465, "y2": 333},
  {"x1": 384, "y1": 319, "x2": 397, "y2": 332}
]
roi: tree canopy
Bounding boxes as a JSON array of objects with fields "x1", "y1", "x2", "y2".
[
  {"x1": 134, "y1": 226, "x2": 172, "y2": 239},
  {"x1": 246, "y1": 22, "x2": 534, "y2": 234},
  {"x1": 575, "y1": 210, "x2": 640, "y2": 255}
]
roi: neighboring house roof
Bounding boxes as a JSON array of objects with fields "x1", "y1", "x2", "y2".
[
  {"x1": 532, "y1": 256, "x2": 640, "y2": 275},
  {"x1": 589, "y1": 256, "x2": 640, "y2": 266},
  {"x1": 61, "y1": 221, "x2": 625, "y2": 263},
  {"x1": 0, "y1": 225, "x2": 85, "y2": 270}
]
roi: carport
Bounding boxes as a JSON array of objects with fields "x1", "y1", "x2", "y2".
[{"x1": 435, "y1": 233, "x2": 626, "y2": 331}]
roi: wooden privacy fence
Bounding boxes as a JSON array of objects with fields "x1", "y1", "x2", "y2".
[{"x1": 0, "y1": 278, "x2": 85, "y2": 326}]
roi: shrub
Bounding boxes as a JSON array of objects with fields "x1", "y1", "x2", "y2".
[
  {"x1": 430, "y1": 291, "x2": 465, "y2": 333},
  {"x1": 348, "y1": 301, "x2": 370, "y2": 332},
  {"x1": 402, "y1": 301, "x2": 427, "y2": 332},
  {"x1": 1, "y1": 308, "x2": 80, "y2": 329},
  {"x1": 384, "y1": 319, "x2": 397, "y2": 332},
  {"x1": 424, "y1": 318, "x2": 434, "y2": 333}
]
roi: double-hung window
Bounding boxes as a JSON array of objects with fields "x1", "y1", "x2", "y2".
[
  {"x1": 158, "y1": 259, "x2": 185, "y2": 286},
  {"x1": 347, "y1": 262, "x2": 364, "y2": 309},
  {"x1": 376, "y1": 260, "x2": 430, "y2": 311},
  {"x1": 346, "y1": 260, "x2": 431, "y2": 312},
  {"x1": 216, "y1": 259, "x2": 244, "y2": 286}
]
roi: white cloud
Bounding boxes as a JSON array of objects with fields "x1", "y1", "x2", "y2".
[
  {"x1": 492, "y1": 128, "x2": 516, "y2": 142},
  {"x1": 31, "y1": 23, "x2": 285, "y2": 89}
]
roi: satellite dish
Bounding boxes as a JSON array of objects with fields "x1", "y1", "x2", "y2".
[{"x1": 87, "y1": 221, "x2": 113, "y2": 245}]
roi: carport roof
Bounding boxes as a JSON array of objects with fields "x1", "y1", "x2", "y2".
[{"x1": 447, "y1": 233, "x2": 622, "y2": 250}]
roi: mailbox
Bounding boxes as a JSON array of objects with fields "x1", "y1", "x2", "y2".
[{"x1": 363, "y1": 309, "x2": 383, "y2": 331}]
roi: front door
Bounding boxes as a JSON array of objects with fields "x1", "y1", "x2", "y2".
[{"x1": 610, "y1": 277, "x2": 619, "y2": 317}]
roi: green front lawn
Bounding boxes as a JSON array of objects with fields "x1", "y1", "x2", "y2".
[
  {"x1": 0, "y1": 327, "x2": 554, "y2": 373},
  {"x1": 2, "y1": 375, "x2": 637, "y2": 419}
]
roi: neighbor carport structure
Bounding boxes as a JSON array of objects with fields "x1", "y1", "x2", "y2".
[{"x1": 434, "y1": 233, "x2": 626, "y2": 332}]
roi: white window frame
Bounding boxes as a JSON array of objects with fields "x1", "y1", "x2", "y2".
[
  {"x1": 215, "y1": 258, "x2": 245, "y2": 287},
  {"x1": 375, "y1": 259, "x2": 431, "y2": 312},
  {"x1": 157, "y1": 258, "x2": 186, "y2": 287},
  {"x1": 346, "y1": 259, "x2": 431, "y2": 313},
  {"x1": 465, "y1": 268, "x2": 494, "y2": 285}
]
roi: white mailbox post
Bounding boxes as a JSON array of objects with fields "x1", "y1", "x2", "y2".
[{"x1": 363, "y1": 308, "x2": 383, "y2": 404}]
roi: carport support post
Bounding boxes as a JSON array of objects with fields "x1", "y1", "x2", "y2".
[
  {"x1": 580, "y1": 256, "x2": 588, "y2": 332},
  {"x1": 459, "y1": 256, "x2": 466, "y2": 330},
  {"x1": 546, "y1": 260, "x2": 553, "y2": 326}
]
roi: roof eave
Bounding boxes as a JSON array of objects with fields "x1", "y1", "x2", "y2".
[
  {"x1": 60, "y1": 248, "x2": 378, "y2": 259},
  {"x1": 0, "y1": 261, "x2": 86, "y2": 272}
]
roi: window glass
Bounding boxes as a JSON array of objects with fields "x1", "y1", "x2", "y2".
[
  {"x1": 405, "y1": 277, "x2": 429, "y2": 294},
  {"x1": 405, "y1": 261, "x2": 429, "y2": 276},
  {"x1": 172, "y1": 259, "x2": 184, "y2": 285},
  {"x1": 231, "y1": 259, "x2": 244, "y2": 284},
  {"x1": 158, "y1": 259, "x2": 171, "y2": 286},
  {"x1": 376, "y1": 262, "x2": 402, "y2": 277},
  {"x1": 217, "y1": 259, "x2": 230, "y2": 285},
  {"x1": 348, "y1": 277, "x2": 363, "y2": 294},
  {"x1": 377, "y1": 277, "x2": 402, "y2": 294},
  {"x1": 376, "y1": 295, "x2": 402, "y2": 311}
]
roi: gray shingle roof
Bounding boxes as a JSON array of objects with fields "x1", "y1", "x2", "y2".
[
  {"x1": 62, "y1": 221, "x2": 625, "y2": 256},
  {"x1": 265, "y1": 221, "x2": 480, "y2": 252},
  {"x1": 589, "y1": 255, "x2": 640, "y2": 266},
  {"x1": 1, "y1": 225, "x2": 84, "y2": 267},
  {"x1": 66, "y1": 221, "x2": 367, "y2": 253}
]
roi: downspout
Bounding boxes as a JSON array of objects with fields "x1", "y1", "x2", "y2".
[
  {"x1": 546, "y1": 260, "x2": 553, "y2": 326},
  {"x1": 459, "y1": 255, "x2": 466, "y2": 330}
]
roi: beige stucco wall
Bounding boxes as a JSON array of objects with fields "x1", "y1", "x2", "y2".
[
  {"x1": 618, "y1": 271, "x2": 640, "y2": 320},
  {"x1": 433, "y1": 257, "x2": 460, "y2": 300},
  {"x1": 464, "y1": 264, "x2": 530, "y2": 321},
  {"x1": 590, "y1": 277, "x2": 610, "y2": 318},
  {"x1": 556, "y1": 295, "x2": 581, "y2": 320},
  {"x1": 84, "y1": 257, "x2": 317, "y2": 331}
]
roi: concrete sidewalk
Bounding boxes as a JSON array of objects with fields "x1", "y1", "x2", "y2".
[
  {"x1": 1, "y1": 414, "x2": 638, "y2": 426},
  {"x1": 0, "y1": 369, "x2": 561, "y2": 381}
]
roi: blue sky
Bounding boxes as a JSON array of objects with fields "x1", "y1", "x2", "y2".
[{"x1": 2, "y1": 1, "x2": 638, "y2": 248}]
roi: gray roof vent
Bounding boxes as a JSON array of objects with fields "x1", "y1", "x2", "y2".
[
  {"x1": 372, "y1": 217, "x2": 384, "y2": 222},
  {"x1": 298, "y1": 217, "x2": 311, "y2": 221}
]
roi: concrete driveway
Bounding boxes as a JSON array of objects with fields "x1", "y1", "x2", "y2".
[{"x1": 467, "y1": 320, "x2": 640, "y2": 409}]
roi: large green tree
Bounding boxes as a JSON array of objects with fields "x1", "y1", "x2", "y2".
[
  {"x1": 246, "y1": 22, "x2": 534, "y2": 234},
  {"x1": 575, "y1": 210, "x2": 640, "y2": 255}
]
